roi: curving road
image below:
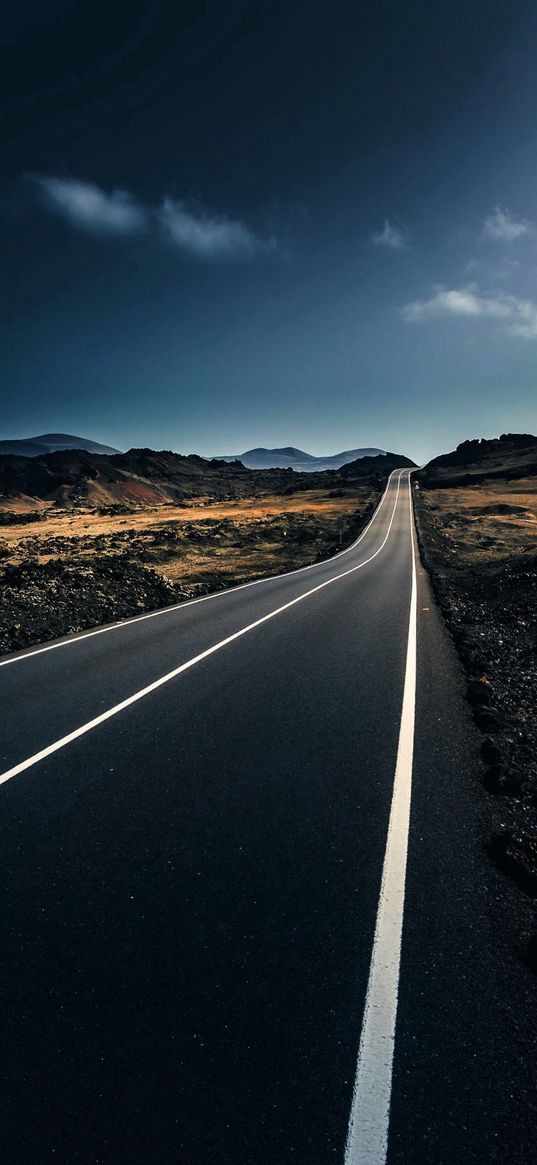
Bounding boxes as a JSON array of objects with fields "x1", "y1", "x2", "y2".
[{"x1": 0, "y1": 469, "x2": 535, "y2": 1164}]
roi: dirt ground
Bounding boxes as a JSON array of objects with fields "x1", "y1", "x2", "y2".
[
  {"x1": 419, "y1": 477, "x2": 537, "y2": 561},
  {"x1": 414, "y1": 478, "x2": 537, "y2": 963},
  {"x1": 0, "y1": 488, "x2": 369, "y2": 586},
  {"x1": 0, "y1": 486, "x2": 375, "y2": 652},
  {"x1": 0, "y1": 489, "x2": 361, "y2": 544}
]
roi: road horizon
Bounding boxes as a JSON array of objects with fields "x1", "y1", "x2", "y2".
[{"x1": 1, "y1": 467, "x2": 534, "y2": 1163}]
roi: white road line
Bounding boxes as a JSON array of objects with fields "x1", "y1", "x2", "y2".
[
  {"x1": 0, "y1": 472, "x2": 407, "y2": 787},
  {"x1": 344, "y1": 471, "x2": 417, "y2": 1165},
  {"x1": 0, "y1": 469, "x2": 404, "y2": 669}
]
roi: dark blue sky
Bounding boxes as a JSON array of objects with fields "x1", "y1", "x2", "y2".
[{"x1": 2, "y1": 1, "x2": 537, "y2": 462}]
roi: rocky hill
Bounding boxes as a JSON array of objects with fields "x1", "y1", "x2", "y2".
[
  {"x1": 0, "y1": 447, "x2": 415, "y2": 512},
  {"x1": 421, "y1": 433, "x2": 537, "y2": 486}
]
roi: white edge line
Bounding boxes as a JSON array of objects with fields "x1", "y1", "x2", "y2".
[
  {"x1": 344, "y1": 471, "x2": 417, "y2": 1165},
  {"x1": 0, "y1": 472, "x2": 406, "y2": 787},
  {"x1": 0, "y1": 469, "x2": 405, "y2": 669}
]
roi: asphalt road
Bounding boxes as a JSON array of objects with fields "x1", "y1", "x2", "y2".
[{"x1": 0, "y1": 468, "x2": 535, "y2": 1164}]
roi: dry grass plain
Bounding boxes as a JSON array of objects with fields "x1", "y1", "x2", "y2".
[
  {"x1": 0, "y1": 483, "x2": 379, "y2": 653},
  {"x1": 420, "y1": 476, "x2": 537, "y2": 562},
  {"x1": 0, "y1": 487, "x2": 372, "y2": 588},
  {"x1": 414, "y1": 473, "x2": 537, "y2": 913}
]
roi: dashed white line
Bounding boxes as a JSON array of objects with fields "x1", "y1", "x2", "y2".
[
  {"x1": 344, "y1": 471, "x2": 417, "y2": 1165},
  {"x1": 0, "y1": 469, "x2": 403, "y2": 669},
  {"x1": 0, "y1": 472, "x2": 406, "y2": 787}
]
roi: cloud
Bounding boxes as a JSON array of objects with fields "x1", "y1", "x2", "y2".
[
  {"x1": 482, "y1": 207, "x2": 533, "y2": 242},
  {"x1": 402, "y1": 283, "x2": 537, "y2": 338},
  {"x1": 402, "y1": 285, "x2": 508, "y2": 322},
  {"x1": 34, "y1": 176, "x2": 147, "y2": 234},
  {"x1": 372, "y1": 219, "x2": 408, "y2": 250},
  {"x1": 492, "y1": 255, "x2": 521, "y2": 281},
  {"x1": 158, "y1": 198, "x2": 269, "y2": 259},
  {"x1": 29, "y1": 175, "x2": 272, "y2": 261},
  {"x1": 502, "y1": 298, "x2": 537, "y2": 337}
]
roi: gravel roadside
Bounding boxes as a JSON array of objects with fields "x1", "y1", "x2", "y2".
[{"x1": 413, "y1": 485, "x2": 537, "y2": 968}]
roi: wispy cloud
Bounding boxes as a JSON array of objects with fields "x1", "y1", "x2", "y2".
[
  {"x1": 34, "y1": 176, "x2": 147, "y2": 234},
  {"x1": 29, "y1": 175, "x2": 273, "y2": 261},
  {"x1": 482, "y1": 206, "x2": 533, "y2": 242},
  {"x1": 158, "y1": 198, "x2": 269, "y2": 259},
  {"x1": 402, "y1": 283, "x2": 537, "y2": 338},
  {"x1": 371, "y1": 219, "x2": 408, "y2": 250}
]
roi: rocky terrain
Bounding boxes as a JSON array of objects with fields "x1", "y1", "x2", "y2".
[
  {"x1": 0, "y1": 558, "x2": 179, "y2": 652},
  {"x1": 415, "y1": 433, "x2": 537, "y2": 966},
  {"x1": 422, "y1": 431, "x2": 537, "y2": 486},
  {"x1": 0, "y1": 503, "x2": 369, "y2": 654},
  {"x1": 0, "y1": 446, "x2": 412, "y2": 511},
  {"x1": 0, "y1": 448, "x2": 414, "y2": 654}
]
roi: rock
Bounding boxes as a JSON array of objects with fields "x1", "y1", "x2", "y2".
[
  {"x1": 481, "y1": 737, "x2": 503, "y2": 766},
  {"x1": 466, "y1": 649, "x2": 489, "y2": 673},
  {"x1": 474, "y1": 706, "x2": 503, "y2": 732},
  {"x1": 526, "y1": 932, "x2": 537, "y2": 973},
  {"x1": 490, "y1": 831, "x2": 537, "y2": 894},
  {"x1": 466, "y1": 676, "x2": 492, "y2": 707},
  {"x1": 483, "y1": 765, "x2": 523, "y2": 796},
  {"x1": 0, "y1": 557, "x2": 180, "y2": 653}
]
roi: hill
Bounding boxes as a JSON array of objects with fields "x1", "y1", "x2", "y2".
[
  {"x1": 421, "y1": 432, "x2": 537, "y2": 486},
  {"x1": 0, "y1": 449, "x2": 251, "y2": 510},
  {"x1": 0, "y1": 433, "x2": 121, "y2": 458},
  {"x1": 0, "y1": 447, "x2": 415, "y2": 511},
  {"x1": 219, "y1": 445, "x2": 386, "y2": 471}
]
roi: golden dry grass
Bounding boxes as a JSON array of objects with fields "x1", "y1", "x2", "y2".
[
  {"x1": 0, "y1": 486, "x2": 374, "y2": 593},
  {"x1": 423, "y1": 476, "x2": 537, "y2": 561},
  {"x1": 0, "y1": 489, "x2": 359, "y2": 549}
]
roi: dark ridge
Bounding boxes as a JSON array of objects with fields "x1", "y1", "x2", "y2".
[
  {"x1": 420, "y1": 433, "x2": 537, "y2": 486},
  {"x1": 0, "y1": 446, "x2": 416, "y2": 509}
]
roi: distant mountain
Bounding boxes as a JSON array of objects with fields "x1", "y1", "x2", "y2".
[
  {"x1": 219, "y1": 445, "x2": 386, "y2": 471},
  {"x1": 0, "y1": 433, "x2": 121, "y2": 458},
  {"x1": 0, "y1": 437, "x2": 386, "y2": 471},
  {"x1": 0, "y1": 447, "x2": 414, "y2": 510},
  {"x1": 421, "y1": 433, "x2": 537, "y2": 486}
]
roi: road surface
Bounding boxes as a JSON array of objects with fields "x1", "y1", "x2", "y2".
[{"x1": 0, "y1": 469, "x2": 535, "y2": 1163}]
